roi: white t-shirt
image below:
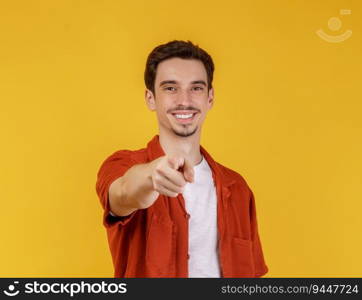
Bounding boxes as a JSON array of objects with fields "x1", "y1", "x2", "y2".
[{"x1": 183, "y1": 155, "x2": 221, "y2": 278}]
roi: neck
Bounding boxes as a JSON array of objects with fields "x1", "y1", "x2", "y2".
[{"x1": 158, "y1": 128, "x2": 203, "y2": 166}]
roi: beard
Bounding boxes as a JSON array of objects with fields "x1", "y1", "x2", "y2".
[{"x1": 172, "y1": 125, "x2": 198, "y2": 137}]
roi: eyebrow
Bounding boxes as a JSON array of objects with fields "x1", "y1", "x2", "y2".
[{"x1": 159, "y1": 80, "x2": 207, "y2": 87}]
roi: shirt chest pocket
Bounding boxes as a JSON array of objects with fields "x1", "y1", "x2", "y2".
[{"x1": 145, "y1": 215, "x2": 176, "y2": 277}]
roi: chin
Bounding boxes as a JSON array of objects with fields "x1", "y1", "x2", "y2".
[{"x1": 172, "y1": 126, "x2": 198, "y2": 137}]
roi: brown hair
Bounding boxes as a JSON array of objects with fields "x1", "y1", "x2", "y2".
[{"x1": 144, "y1": 40, "x2": 214, "y2": 94}]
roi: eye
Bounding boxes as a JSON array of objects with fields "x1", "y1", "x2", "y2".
[
  {"x1": 192, "y1": 86, "x2": 204, "y2": 91},
  {"x1": 164, "y1": 86, "x2": 177, "y2": 91}
]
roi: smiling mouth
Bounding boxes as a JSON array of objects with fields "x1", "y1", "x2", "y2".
[{"x1": 171, "y1": 112, "x2": 197, "y2": 123}]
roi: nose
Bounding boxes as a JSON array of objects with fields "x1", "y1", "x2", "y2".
[{"x1": 176, "y1": 89, "x2": 192, "y2": 106}]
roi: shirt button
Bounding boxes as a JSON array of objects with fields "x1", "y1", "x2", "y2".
[
  {"x1": 185, "y1": 213, "x2": 190, "y2": 219},
  {"x1": 187, "y1": 254, "x2": 190, "y2": 259}
]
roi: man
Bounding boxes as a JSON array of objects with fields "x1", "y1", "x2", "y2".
[{"x1": 96, "y1": 40, "x2": 268, "y2": 278}]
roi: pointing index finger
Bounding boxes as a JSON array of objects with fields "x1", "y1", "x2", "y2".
[{"x1": 183, "y1": 158, "x2": 194, "y2": 183}]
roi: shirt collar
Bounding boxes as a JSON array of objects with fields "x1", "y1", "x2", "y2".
[{"x1": 146, "y1": 135, "x2": 236, "y2": 188}]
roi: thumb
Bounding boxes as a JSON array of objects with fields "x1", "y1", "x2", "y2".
[
  {"x1": 168, "y1": 156, "x2": 183, "y2": 170},
  {"x1": 182, "y1": 158, "x2": 194, "y2": 183}
]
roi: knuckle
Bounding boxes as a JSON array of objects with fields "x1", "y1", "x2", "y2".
[
  {"x1": 155, "y1": 165, "x2": 163, "y2": 173},
  {"x1": 178, "y1": 179, "x2": 186, "y2": 187},
  {"x1": 153, "y1": 173, "x2": 160, "y2": 181}
]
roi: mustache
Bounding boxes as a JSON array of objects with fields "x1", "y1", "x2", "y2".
[{"x1": 168, "y1": 106, "x2": 200, "y2": 113}]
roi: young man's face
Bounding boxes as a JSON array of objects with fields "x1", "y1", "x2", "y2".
[{"x1": 145, "y1": 57, "x2": 214, "y2": 138}]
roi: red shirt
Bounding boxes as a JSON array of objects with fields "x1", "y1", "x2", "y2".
[{"x1": 96, "y1": 135, "x2": 268, "y2": 278}]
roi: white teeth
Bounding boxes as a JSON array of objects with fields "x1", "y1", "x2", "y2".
[{"x1": 175, "y1": 114, "x2": 193, "y2": 119}]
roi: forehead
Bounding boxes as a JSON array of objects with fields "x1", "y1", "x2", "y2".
[{"x1": 155, "y1": 57, "x2": 207, "y2": 84}]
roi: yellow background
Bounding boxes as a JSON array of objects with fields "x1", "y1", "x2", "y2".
[{"x1": 1, "y1": 0, "x2": 361, "y2": 277}]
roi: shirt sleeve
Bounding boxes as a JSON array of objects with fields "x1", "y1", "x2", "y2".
[
  {"x1": 249, "y1": 189, "x2": 269, "y2": 277},
  {"x1": 95, "y1": 150, "x2": 138, "y2": 228}
]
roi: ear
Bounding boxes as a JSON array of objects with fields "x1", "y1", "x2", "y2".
[
  {"x1": 207, "y1": 87, "x2": 214, "y2": 110},
  {"x1": 145, "y1": 89, "x2": 156, "y2": 111}
]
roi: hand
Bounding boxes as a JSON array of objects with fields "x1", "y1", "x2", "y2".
[{"x1": 149, "y1": 154, "x2": 194, "y2": 197}]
